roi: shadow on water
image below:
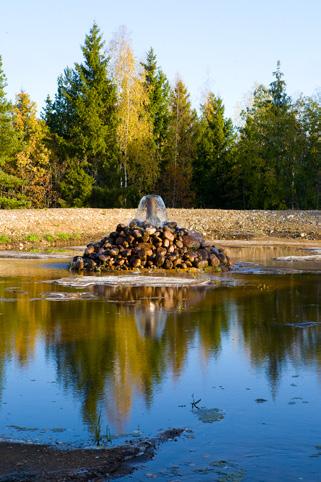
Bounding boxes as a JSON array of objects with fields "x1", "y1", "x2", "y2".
[{"x1": 0, "y1": 246, "x2": 321, "y2": 479}]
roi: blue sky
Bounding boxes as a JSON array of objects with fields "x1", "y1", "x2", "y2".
[{"x1": 1, "y1": 0, "x2": 321, "y2": 120}]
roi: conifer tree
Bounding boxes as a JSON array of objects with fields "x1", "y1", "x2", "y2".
[
  {"x1": 44, "y1": 23, "x2": 118, "y2": 206},
  {"x1": 141, "y1": 48, "x2": 170, "y2": 156},
  {"x1": 194, "y1": 93, "x2": 236, "y2": 208},
  {"x1": 0, "y1": 56, "x2": 28, "y2": 208},
  {"x1": 295, "y1": 95, "x2": 321, "y2": 208},
  {"x1": 159, "y1": 79, "x2": 197, "y2": 207},
  {"x1": 237, "y1": 63, "x2": 305, "y2": 209}
]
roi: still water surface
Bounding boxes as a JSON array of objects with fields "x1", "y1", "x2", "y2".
[{"x1": 1, "y1": 245, "x2": 321, "y2": 480}]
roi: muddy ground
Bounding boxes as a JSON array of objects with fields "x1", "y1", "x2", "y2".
[
  {"x1": 0, "y1": 429, "x2": 183, "y2": 481},
  {"x1": 0, "y1": 209, "x2": 320, "y2": 249}
]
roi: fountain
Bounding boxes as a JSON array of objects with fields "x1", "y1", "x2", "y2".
[
  {"x1": 133, "y1": 194, "x2": 167, "y2": 227},
  {"x1": 71, "y1": 195, "x2": 231, "y2": 272}
]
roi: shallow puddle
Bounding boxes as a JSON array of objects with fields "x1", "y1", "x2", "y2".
[{"x1": 0, "y1": 244, "x2": 321, "y2": 480}]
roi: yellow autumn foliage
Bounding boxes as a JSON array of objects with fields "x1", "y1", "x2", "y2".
[
  {"x1": 13, "y1": 91, "x2": 52, "y2": 207},
  {"x1": 109, "y1": 28, "x2": 157, "y2": 197}
]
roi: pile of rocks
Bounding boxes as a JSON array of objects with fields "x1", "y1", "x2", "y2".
[{"x1": 71, "y1": 221, "x2": 231, "y2": 272}]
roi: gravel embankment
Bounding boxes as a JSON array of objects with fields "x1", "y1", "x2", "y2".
[{"x1": 0, "y1": 208, "x2": 320, "y2": 247}]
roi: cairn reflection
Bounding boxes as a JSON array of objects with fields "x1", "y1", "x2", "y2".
[
  {"x1": 92, "y1": 285, "x2": 206, "y2": 340},
  {"x1": 1, "y1": 275, "x2": 321, "y2": 438}
]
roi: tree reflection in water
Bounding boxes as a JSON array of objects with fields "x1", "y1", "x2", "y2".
[{"x1": 0, "y1": 273, "x2": 321, "y2": 436}]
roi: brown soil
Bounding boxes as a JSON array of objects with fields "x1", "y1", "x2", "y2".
[
  {"x1": 0, "y1": 429, "x2": 183, "y2": 481},
  {"x1": 0, "y1": 209, "x2": 320, "y2": 249}
]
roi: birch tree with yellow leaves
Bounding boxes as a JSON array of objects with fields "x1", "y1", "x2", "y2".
[
  {"x1": 13, "y1": 91, "x2": 53, "y2": 207},
  {"x1": 109, "y1": 27, "x2": 157, "y2": 206}
]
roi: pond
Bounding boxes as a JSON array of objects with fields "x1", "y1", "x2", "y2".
[{"x1": 0, "y1": 244, "x2": 321, "y2": 480}]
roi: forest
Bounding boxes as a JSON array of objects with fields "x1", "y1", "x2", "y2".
[{"x1": 0, "y1": 23, "x2": 321, "y2": 210}]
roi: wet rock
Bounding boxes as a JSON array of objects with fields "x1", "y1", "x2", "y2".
[
  {"x1": 137, "y1": 243, "x2": 154, "y2": 257},
  {"x1": 156, "y1": 254, "x2": 165, "y2": 267},
  {"x1": 84, "y1": 244, "x2": 95, "y2": 256},
  {"x1": 157, "y1": 247, "x2": 167, "y2": 256},
  {"x1": 131, "y1": 257, "x2": 141, "y2": 268},
  {"x1": 86, "y1": 259, "x2": 97, "y2": 270},
  {"x1": 116, "y1": 223, "x2": 127, "y2": 232},
  {"x1": 163, "y1": 238, "x2": 170, "y2": 248},
  {"x1": 173, "y1": 258, "x2": 183, "y2": 268},
  {"x1": 197, "y1": 260, "x2": 209, "y2": 269},
  {"x1": 145, "y1": 227, "x2": 156, "y2": 236},
  {"x1": 98, "y1": 254, "x2": 108, "y2": 263},
  {"x1": 115, "y1": 236, "x2": 125, "y2": 245},
  {"x1": 185, "y1": 251, "x2": 197, "y2": 262},
  {"x1": 133, "y1": 229, "x2": 143, "y2": 238},
  {"x1": 198, "y1": 248, "x2": 210, "y2": 261},
  {"x1": 164, "y1": 230, "x2": 175, "y2": 242},
  {"x1": 72, "y1": 219, "x2": 231, "y2": 273},
  {"x1": 182, "y1": 234, "x2": 201, "y2": 249},
  {"x1": 71, "y1": 256, "x2": 84, "y2": 270},
  {"x1": 209, "y1": 253, "x2": 220, "y2": 267},
  {"x1": 164, "y1": 259, "x2": 173, "y2": 269},
  {"x1": 165, "y1": 221, "x2": 178, "y2": 230}
]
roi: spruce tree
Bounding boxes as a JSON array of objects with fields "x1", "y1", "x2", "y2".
[
  {"x1": 159, "y1": 79, "x2": 197, "y2": 207},
  {"x1": 237, "y1": 63, "x2": 305, "y2": 209},
  {"x1": 0, "y1": 56, "x2": 28, "y2": 208},
  {"x1": 194, "y1": 93, "x2": 236, "y2": 208},
  {"x1": 270, "y1": 61, "x2": 289, "y2": 108},
  {"x1": 44, "y1": 23, "x2": 119, "y2": 207},
  {"x1": 141, "y1": 48, "x2": 170, "y2": 156},
  {"x1": 295, "y1": 96, "x2": 321, "y2": 208}
]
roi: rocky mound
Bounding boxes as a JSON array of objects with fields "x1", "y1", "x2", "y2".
[{"x1": 71, "y1": 221, "x2": 231, "y2": 272}]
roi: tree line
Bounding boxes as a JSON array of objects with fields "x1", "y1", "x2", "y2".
[{"x1": 1, "y1": 23, "x2": 321, "y2": 210}]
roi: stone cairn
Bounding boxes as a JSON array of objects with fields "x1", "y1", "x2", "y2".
[{"x1": 71, "y1": 195, "x2": 231, "y2": 272}]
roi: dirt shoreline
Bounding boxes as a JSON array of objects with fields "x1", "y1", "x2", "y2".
[
  {"x1": 0, "y1": 429, "x2": 183, "y2": 481},
  {"x1": 0, "y1": 208, "x2": 320, "y2": 249}
]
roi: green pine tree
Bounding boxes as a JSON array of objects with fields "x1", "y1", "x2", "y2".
[
  {"x1": 158, "y1": 79, "x2": 197, "y2": 207},
  {"x1": 141, "y1": 48, "x2": 170, "y2": 156},
  {"x1": 295, "y1": 95, "x2": 321, "y2": 208},
  {"x1": 236, "y1": 63, "x2": 305, "y2": 209},
  {"x1": 194, "y1": 93, "x2": 236, "y2": 208},
  {"x1": 44, "y1": 23, "x2": 119, "y2": 207}
]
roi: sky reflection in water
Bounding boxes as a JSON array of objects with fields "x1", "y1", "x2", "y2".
[{"x1": 0, "y1": 247, "x2": 321, "y2": 480}]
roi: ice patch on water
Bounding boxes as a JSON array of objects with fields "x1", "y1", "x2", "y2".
[
  {"x1": 232, "y1": 262, "x2": 304, "y2": 275},
  {"x1": 193, "y1": 407, "x2": 225, "y2": 423},
  {"x1": 274, "y1": 255, "x2": 321, "y2": 261},
  {"x1": 303, "y1": 248, "x2": 321, "y2": 254},
  {"x1": 52, "y1": 275, "x2": 212, "y2": 288},
  {"x1": 0, "y1": 250, "x2": 71, "y2": 259},
  {"x1": 40, "y1": 292, "x2": 97, "y2": 301}
]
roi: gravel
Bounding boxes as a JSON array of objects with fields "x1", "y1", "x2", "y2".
[{"x1": 0, "y1": 208, "x2": 320, "y2": 246}]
